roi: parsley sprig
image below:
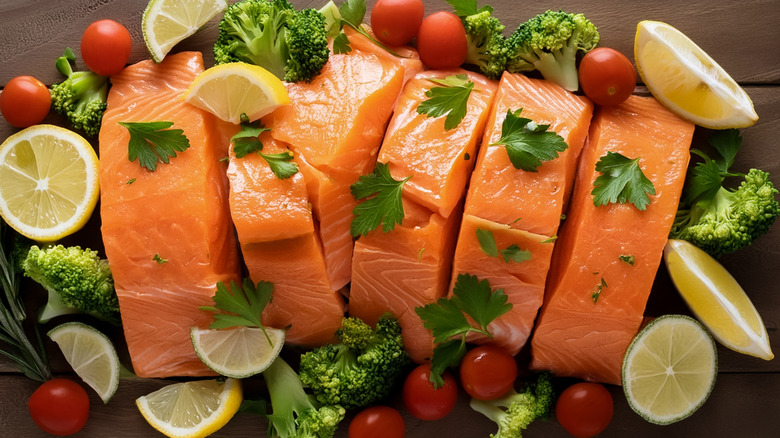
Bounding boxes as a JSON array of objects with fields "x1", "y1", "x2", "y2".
[
  {"x1": 683, "y1": 128, "x2": 742, "y2": 206},
  {"x1": 231, "y1": 114, "x2": 298, "y2": 180},
  {"x1": 120, "y1": 121, "x2": 190, "y2": 172},
  {"x1": 492, "y1": 109, "x2": 569, "y2": 172},
  {"x1": 415, "y1": 274, "x2": 512, "y2": 387},
  {"x1": 417, "y1": 74, "x2": 475, "y2": 131},
  {"x1": 350, "y1": 162, "x2": 412, "y2": 237},
  {"x1": 591, "y1": 152, "x2": 656, "y2": 211},
  {"x1": 200, "y1": 278, "x2": 275, "y2": 346},
  {"x1": 476, "y1": 228, "x2": 532, "y2": 263}
]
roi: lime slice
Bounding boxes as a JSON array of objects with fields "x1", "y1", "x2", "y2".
[
  {"x1": 191, "y1": 326, "x2": 285, "y2": 379},
  {"x1": 136, "y1": 378, "x2": 242, "y2": 438},
  {"x1": 664, "y1": 239, "x2": 773, "y2": 360},
  {"x1": 182, "y1": 62, "x2": 290, "y2": 124},
  {"x1": 634, "y1": 21, "x2": 758, "y2": 129},
  {"x1": 0, "y1": 124, "x2": 99, "y2": 241},
  {"x1": 48, "y1": 322, "x2": 121, "y2": 403},
  {"x1": 142, "y1": 0, "x2": 229, "y2": 63},
  {"x1": 622, "y1": 314, "x2": 717, "y2": 425}
]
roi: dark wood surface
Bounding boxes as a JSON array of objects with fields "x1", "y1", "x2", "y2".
[{"x1": 1, "y1": 0, "x2": 778, "y2": 436}]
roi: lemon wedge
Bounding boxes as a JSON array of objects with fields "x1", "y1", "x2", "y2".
[
  {"x1": 0, "y1": 125, "x2": 99, "y2": 241},
  {"x1": 142, "y1": 0, "x2": 228, "y2": 63},
  {"x1": 191, "y1": 326, "x2": 285, "y2": 379},
  {"x1": 622, "y1": 314, "x2": 717, "y2": 425},
  {"x1": 664, "y1": 239, "x2": 773, "y2": 360},
  {"x1": 634, "y1": 20, "x2": 758, "y2": 129},
  {"x1": 136, "y1": 378, "x2": 242, "y2": 438},
  {"x1": 182, "y1": 62, "x2": 290, "y2": 124}
]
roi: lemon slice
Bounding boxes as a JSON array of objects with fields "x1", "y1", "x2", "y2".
[
  {"x1": 191, "y1": 326, "x2": 285, "y2": 379},
  {"x1": 48, "y1": 322, "x2": 121, "y2": 403},
  {"x1": 142, "y1": 0, "x2": 229, "y2": 63},
  {"x1": 634, "y1": 21, "x2": 758, "y2": 129},
  {"x1": 622, "y1": 314, "x2": 717, "y2": 425},
  {"x1": 182, "y1": 63, "x2": 290, "y2": 124},
  {"x1": 136, "y1": 378, "x2": 242, "y2": 438},
  {"x1": 0, "y1": 124, "x2": 99, "y2": 242},
  {"x1": 664, "y1": 239, "x2": 773, "y2": 360}
]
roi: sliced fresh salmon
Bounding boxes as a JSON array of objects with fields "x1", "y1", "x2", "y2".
[
  {"x1": 530, "y1": 95, "x2": 695, "y2": 385},
  {"x1": 99, "y1": 52, "x2": 241, "y2": 378}
]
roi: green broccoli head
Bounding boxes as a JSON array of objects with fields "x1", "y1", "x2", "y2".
[
  {"x1": 470, "y1": 372, "x2": 554, "y2": 438},
  {"x1": 22, "y1": 245, "x2": 119, "y2": 324},
  {"x1": 506, "y1": 10, "x2": 599, "y2": 91},
  {"x1": 461, "y1": 10, "x2": 510, "y2": 79},
  {"x1": 214, "y1": 0, "x2": 329, "y2": 83},
  {"x1": 671, "y1": 168, "x2": 780, "y2": 258},
  {"x1": 299, "y1": 316, "x2": 410, "y2": 409},
  {"x1": 50, "y1": 68, "x2": 109, "y2": 137}
]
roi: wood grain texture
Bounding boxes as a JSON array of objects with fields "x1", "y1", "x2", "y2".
[{"x1": 1, "y1": 0, "x2": 779, "y2": 436}]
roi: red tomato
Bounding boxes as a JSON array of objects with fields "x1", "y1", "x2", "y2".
[
  {"x1": 0, "y1": 75, "x2": 51, "y2": 128},
  {"x1": 402, "y1": 364, "x2": 458, "y2": 421},
  {"x1": 370, "y1": 0, "x2": 424, "y2": 47},
  {"x1": 415, "y1": 11, "x2": 468, "y2": 69},
  {"x1": 459, "y1": 345, "x2": 517, "y2": 400},
  {"x1": 555, "y1": 382, "x2": 614, "y2": 438},
  {"x1": 348, "y1": 405, "x2": 405, "y2": 438},
  {"x1": 578, "y1": 47, "x2": 636, "y2": 106},
  {"x1": 80, "y1": 19, "x2": 132, "y2": 76},
  {"x1": 28, "y1": 379, "x2": 90, "y2": 436}
]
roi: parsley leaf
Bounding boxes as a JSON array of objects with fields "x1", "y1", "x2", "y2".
[
  {"x1": 152, "y1": 254, "x2": 167, "y2": 264},
  {"x1": 350, "y1": 162, "x2": 411, "y2": 237},
  {"x1": 591, "y1": 152, "x2": 656, "y2": 211},
  {"x1": 200, "y1": 278, "x2": 276, "y2": 345},
  {"x1": 119, "y1": 121, "x2": 190, "y2": 172},
  {"x1": 417, "y1": 74, "x2": 475, "y2": 131},
  {"x1": 415, "y1": 273, "x2": 512, "y2": 386},
  {"x1": 492, "y1": 109, "x2": 568, "y2": 172},
  {"x1": 231, "y1": 115, "x2": 270, "y2": 158},
  {"x1": 446, "y1": 0, "x2": 493, "y2": 16},
  {"x1": 259, "y1": 151, "x2": 298, "y2": 180},
  {"x1": 332, "y1": 32, "x2": 352, "y2": 54},
  {"x1": 683, "y1": 129, "x2": 743, "y2": 206},
  {"x1": 619, "y1": 254, "x2": 635, "y2": 265},
  {"x1": 501, "y1": 245, "x2": 532, "y2": 263},
  {"x1": 476, "y1": 228, "x2": 532, "y2": 263},
  {"x1": 592, "y1": 277, "x2": 607, "y2": 303}
]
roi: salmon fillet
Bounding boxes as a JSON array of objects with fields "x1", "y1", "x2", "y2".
[
  {"x1": 530, "y1": 95, "x2": 695, "y2": 385},
  {"x1": 449, "y1": 73, "x2": 593, "y2": 355},
  {"x1": 99, "y1": 52, "x2": 241, "y2": 378}
]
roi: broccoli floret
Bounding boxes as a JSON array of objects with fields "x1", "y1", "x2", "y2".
[
  {"x1": 22, "y1": 245, "x2": 119, "y2": 325},
  {"x1": 213, "y1": 0, "x2": 329, "y2": 83},
  {"x1": 50, "y1": 48, "x2": 108, "y2": 137},
  {"x1": 461, "y1": 10, "x2": 511, "y2": 79},
  {"x1": 263, "y1": 357, "x2": 345, "y2": 438},
  {"x1": 298, "y1": 316, "x2": 410, "y2": 409},
  {"x1": 505, "y1": 10, "x2": 599, "y2": 91},
  {"x1": 470, "y1": 372, "x2": 554, "y2": 438}
]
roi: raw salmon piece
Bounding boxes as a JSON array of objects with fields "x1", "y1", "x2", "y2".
[
  {"x1": 530, "y1": 95, "x2": 695, "y2": 385},
  {"x1": 379, "y1": 69, "x2": 497, "y2": 218},
  {"x1": 99, "y1": 52, "x2": 241, "y2": 378},
  {"x1": 449, "y1": 73, "x2": 593, "y2": 355},
  {"x1": 349, "y1": 199, "x2": 461, "y2": 362}
]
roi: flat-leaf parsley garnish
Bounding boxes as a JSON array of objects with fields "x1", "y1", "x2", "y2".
[
  {"x1": 417, "y1": 74, "x2": 475, "y2": 131},
  {"x1": 476, "y1": 228, "x2": 532, "y2": 263},
  {"x1": 119, "y1": 121, "x2": 190, "y2": 172},
  {"x1": 231, "y1": 114, "x2": 298, "y2": 180},
  {"x1": 591, "y1": 151, "x2": 656, "y2": 211},
  {"x1": 492, "y1": 108, "x2": 568, "y2": 172},
  {"x1": 350, "y1": 162, "x2": 411, "y2": 237},
  {"x1": 200, "y1": 278, "x2": 275, "y2": 346}
]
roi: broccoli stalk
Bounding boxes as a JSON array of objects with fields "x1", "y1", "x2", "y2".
[
  {"x1": 470, "y1": 373, "x2": 554, "y2": 438},
  {"x1": 50, "y1": 48, "x2": 109, "y2": 137},
  {"x1": 213, "y1": 0, "x2": 329, "y2": 83},
  {"x1": 505, "y1": 10, "x2": 599, "y2": 91},
  {"x1": 21, "y1": 245, "x2": 119, "y2": 325},
  {"x1": 263, "y1": 357, "x2": 346, "y2": 438},
  {"x1": 298, "y1": 316, "x2": 410, "y2": 409},
  {"x1": 460, "y1": 9, "x2": 510, "y2": 79}
]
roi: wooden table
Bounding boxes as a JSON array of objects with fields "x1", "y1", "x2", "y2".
[{"x1": 1, "y1": 0, "x2": 778, "y2": 436}]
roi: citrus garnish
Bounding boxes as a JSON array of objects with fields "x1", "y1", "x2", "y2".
[
  {"x1": 182, "y1": 62, "x2": 290, "y2": 124},
  {"x1": 0, "y1": 124, "x2": 99, "y2": 241},
  {"x1": 634, "y1": 20, "x2": 758, "y2": 129},
  {"x1": 664, "y1": 239, "x2": 773, "y2": 360},
  {"x1": 136, "y1": 378, "x2": 242, "y2": 438},
  {"x1": 191, "y1": 326, "x2": 285, "y2": 379},
  {"x1": 622, "y1": 314, "x2": 717, "y2": 425},
  {"x1": 48, "y1": 322, "x2": 121, "y2": 403},
  {"x1": 142, "y1": 0, "x2": 229, "y2": 63}
]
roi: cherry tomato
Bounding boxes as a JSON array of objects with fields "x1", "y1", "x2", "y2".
[
  {"x1": 370, "y1": 0, "x2": 424, "y2": 47},
  {"x1": 459, "y1": 345, "x2": 517, "y2": 400},
  {"x1": 80, "y1": 19, "x2": 132, "y2": 76},
  {"x1": 402, "y1": 364, "x2": 458, "y2": 421},
  {"x1": 555, "y1": 382, "x2": 614, "y2": 438},
  {"x1": 0, "y1": 75, "x2": 51, "y2": 128},
  {"x1": 415, "y1": 11, "x2": 468, "y2": 69},
  {"x1": 578, "y1": 47, "x2": 636, "y2": 106},
  {"x1": 348, "y1": 405, "x2": 405, "y2": 438},
  {"x1": 28, "y1": 379, "x2": 90, "y2": 436}
]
